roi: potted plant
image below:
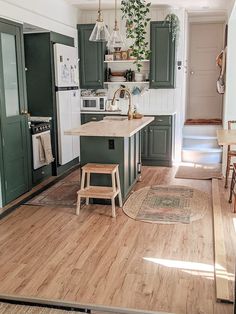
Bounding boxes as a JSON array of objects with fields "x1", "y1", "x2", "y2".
[
  {"x1": 163, "y1": 13, "x2": 180, "y2": 43},
  {"x1": 121, "y1": 0, "x2": 151, "y2": 72}
]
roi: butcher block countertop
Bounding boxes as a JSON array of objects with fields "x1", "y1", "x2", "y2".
[{"x1": 65, "y1": 116, "x2": 154, "y2": 138}]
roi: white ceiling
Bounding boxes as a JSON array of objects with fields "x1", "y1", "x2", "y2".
[{"x1": 67, "y1": 0, "x2": 234, "y2": 12}]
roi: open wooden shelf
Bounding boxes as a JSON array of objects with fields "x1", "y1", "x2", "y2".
[
  {"x1": 104, "y1": 59, "x2": 150, "y2": 63},
  {"x1": 104, "y1": 81, "x2": 149, "y2": 85}
]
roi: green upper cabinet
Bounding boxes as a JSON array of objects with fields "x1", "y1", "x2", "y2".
[
  {"x1": 77, "y1": 24, "x2": 105, "y2": 89},
  {"x1": 150, "y1": 21, "x2": 176, "y2": 89}
]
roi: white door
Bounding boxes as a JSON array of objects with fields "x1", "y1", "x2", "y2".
[
  {"x1": 187, "y1": 23, "x2": 224, "y2": 120},
  {"x1": 56, "y1": 90, "x2": 80, "y2": 165}
]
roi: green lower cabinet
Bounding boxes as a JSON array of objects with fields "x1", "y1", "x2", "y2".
[
  {"x1": 141, "y1": 126, "x2": 149, "y2": 158},
  {"x1": 142, "y1": 115, "x2": 174, "y2": 167},
  {"x1": 80, "y1": 133, "x2": 140, "y2": 201},
  {"x1": 148, "y1": 125, "x2": 171, "y2": 160}
]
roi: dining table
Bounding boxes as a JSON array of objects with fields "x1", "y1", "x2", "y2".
[{"x1": 217, "y1": 129, "x2": 236, "y2": 146}]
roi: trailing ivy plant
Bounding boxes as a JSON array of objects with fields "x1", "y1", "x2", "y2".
[
  {"x1": 121, "y1": 0, "x2": 151, "y2": 72},
  {"x1": 164, "y1": 13, "x2": 180, "y2": 43}
]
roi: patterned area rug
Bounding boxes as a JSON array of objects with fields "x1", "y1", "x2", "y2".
[
  {"x1": 26, "y1": 181, "x2": 80, "y2": 208},
  {"x1": 123, "y1": 185, "x2": 210, "y2": 224},
  {"x1": 175, "y1": 164, "x2": 223, "y2": 180}
]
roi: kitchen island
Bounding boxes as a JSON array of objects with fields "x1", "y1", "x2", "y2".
[{"x1": 66, "y1": 116, "x2": 154, "y2": 200}]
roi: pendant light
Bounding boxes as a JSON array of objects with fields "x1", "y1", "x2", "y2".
[
  {"x1": 108, "y1": 0, "x2": 124, "y2": 51},
  {"x1": 89, "y1": 0, "x2": 110, "y2": 42}
]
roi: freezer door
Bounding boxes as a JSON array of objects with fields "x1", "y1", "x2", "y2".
[
  {"x1": 54, "y1": 43, "x2": 79, "y2": 88},
  {"x1": 56, "y1": 90, "x2": 80, "y2": 165}
]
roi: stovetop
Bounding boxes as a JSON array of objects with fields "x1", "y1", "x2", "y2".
[{"x1": 31, "y1": 122, "x2": 51, "y2": 134}]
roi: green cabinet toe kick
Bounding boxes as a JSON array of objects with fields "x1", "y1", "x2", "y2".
[{"x1": 80, "y1": 133, "x2": 140, "y2": 201}]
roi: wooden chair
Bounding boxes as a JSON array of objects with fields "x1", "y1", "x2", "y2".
[
  {"x1": 76, "y1": 163, "x2": 123, "y2": 218},
  {"x1": 225, "y1": 120, "x2": 236, "y2": 188},
  {"x1": 229, "y1": 163, "x2": 236, "y2": 213}
]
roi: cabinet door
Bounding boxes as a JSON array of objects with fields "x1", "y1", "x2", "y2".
[
  {"x1": 78, "y1": 24, "x2": 104, "y2": 89},
  {"x1": 150, "y1": 21, "x2": 176, "y2": 89},
  {"x1": 141, "y1": 126, "x2": 149, "y2": 158},
  {"x1": 0, "y1": 21, "x2": 31, "y2": 205},
  {"x1": 148, "y1": 125, "x2": 171, "y2": 160}
]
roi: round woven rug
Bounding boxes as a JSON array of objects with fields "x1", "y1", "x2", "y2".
[{"x1": 123, "y1": 185, "x2": 210, "y2": 224}]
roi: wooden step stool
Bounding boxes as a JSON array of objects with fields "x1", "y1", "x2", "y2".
[
  {"x1": 229, "y1": 163, "x2": 236, "y2": 213},
  {"x1": 77, "y1": 163, "x2": 123, "y2": 218}
]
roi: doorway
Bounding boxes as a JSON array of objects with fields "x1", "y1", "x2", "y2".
[
  {"x1": 187, "y1": 22, "x2": 224, "y2": 121},
  {"x1": 0, "y1": 19, "x2": 31, "y2": 206}
]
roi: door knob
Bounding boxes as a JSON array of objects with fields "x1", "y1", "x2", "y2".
[{"x1": 190, "y1": 71, "x2": 194, "y2": 75}]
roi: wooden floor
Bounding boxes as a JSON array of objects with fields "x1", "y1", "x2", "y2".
[{"x1": 0, "y1": 166, "x2": 235, "y2": 314}]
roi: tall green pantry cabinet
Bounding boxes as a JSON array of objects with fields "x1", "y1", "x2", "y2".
[{"x1": 0, "y1": 18, "x2": 32, "y2": 206}]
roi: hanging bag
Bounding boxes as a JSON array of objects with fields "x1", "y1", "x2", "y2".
[{"x1": 216, "y1": 49, "x2": 226, "y2": 94}]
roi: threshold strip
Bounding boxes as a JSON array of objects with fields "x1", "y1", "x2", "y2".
[{"x1": 0, "y1": 294, "x2": 174, "y2": 314}]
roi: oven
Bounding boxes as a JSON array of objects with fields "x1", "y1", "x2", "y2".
[{"x1": 31, "y1": 122, "x2": 52, "y2": 170}]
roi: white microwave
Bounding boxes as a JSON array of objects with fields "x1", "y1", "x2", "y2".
[{"x1": 81, "y1": 96, "x2": 107, "y2": 111}]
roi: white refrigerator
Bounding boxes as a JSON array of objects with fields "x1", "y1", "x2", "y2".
[{"x1": 54, "y1": 43, "x2": 80, "y2": 166}]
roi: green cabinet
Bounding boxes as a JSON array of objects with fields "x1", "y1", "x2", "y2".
[
  {"x1": 77, "y1": 24, "x2": 105, "y2": 89},
  {"x1": 24, "y1": 32, "x2": 78, "y2": 178},
  {"x1": 0, "y1": 18, "x2": 32, "y2": 206},
  {"x1": 141, "y1": 126, "x2": 149, "y2": 158},
  {"x1": 141, "y1": 115, "x2": 174, "y2": 167},
  {"x1": 81, "y1": 113, "x2": 105, "y2": 124},
  {"x1": 150, "y1": 21, "x2": 176, "y2": 89}
]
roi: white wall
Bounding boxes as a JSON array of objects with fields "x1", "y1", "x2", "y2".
[
  {"x1": 0, "y1": 0, "x2": 79, "y2": 40},
  {"x1": 79, "y1": 6, "x2": 187, "y2": 162},
  {"x1": 222, "y1": 2, "x2": 236, "y2": 172}
]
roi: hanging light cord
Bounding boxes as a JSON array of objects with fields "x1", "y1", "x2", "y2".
[
  {"x1": 97, "y1": 0, "x2": 103, "y2": 22},
  {"x1": 114, "y1": 0, "x2": 118, "y2": 30}
]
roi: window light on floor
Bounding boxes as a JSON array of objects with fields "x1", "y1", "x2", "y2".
[{"x1": 143, "y1": 258, "x2": 234, "y2": 281}]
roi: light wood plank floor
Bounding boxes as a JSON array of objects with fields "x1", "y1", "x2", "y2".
[{"x1": 0, "y1": 166, "x2": 234, "y2": 314}]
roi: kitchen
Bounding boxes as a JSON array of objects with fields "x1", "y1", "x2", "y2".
[{"x1": 0, "y1": 0, "x2": 235, "y2": 314}]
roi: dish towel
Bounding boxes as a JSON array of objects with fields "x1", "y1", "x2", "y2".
[{"x1": 38, "y1": 133, "x2": 54, "y2": 164}]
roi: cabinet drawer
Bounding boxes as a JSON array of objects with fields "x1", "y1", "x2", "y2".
[
  {"x1": 81, "y1": 114, "x2": 104, "y2": 124},
  {"x1": 151, "y1": 115, "x2": 172, "y2": 126},
  {"x1": 32, "y1": 165, "x2": 52, "y2": 186}
]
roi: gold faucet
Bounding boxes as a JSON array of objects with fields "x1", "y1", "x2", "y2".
[{"x1": 112, "y1": 87, "x2": 133, "y2": 120}]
